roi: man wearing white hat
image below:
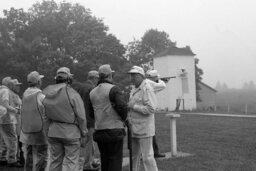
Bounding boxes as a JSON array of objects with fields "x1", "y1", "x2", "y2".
[
  {"x1": 146, "y1": 70, "x2": 166, "y2": 158},
  {"x1": 127, "y1": 66, "x2": 158, "y2": 171},
  {"x1": 20, "y1": 71, "x2": 48, "y2": 171}
]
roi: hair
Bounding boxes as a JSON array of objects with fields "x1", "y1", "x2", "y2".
[
  {"x1": 99, "y1": 73, "x2": 109, "y2": 81},
  {"x1": 55, "y1": 76, "x2": 72, "y2": 84},
  {"x1": 28, "y1": 82, "x2": 38, "y2": 87}
]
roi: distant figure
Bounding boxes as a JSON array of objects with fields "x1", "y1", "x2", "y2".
[
  {"x1": 20, "y1": 71, "x2": 48, "y2": 171},
  {"x1": 74, "y1": 70, "x2": 101, "y2": 171},
  {"x1": 89, "y1": 64, "x2": 128, "y2": 171},
  {"x1": 128, "y1": 66, "x2": 158, "y2": 171},
  {"x1": 0, "y1": 77, "x2": 23, "y2": 167},
  {"x1": 146, "y1": 70, "x2": 166, "y2": 158},
  {"x1": 43, "y1": 67, "x2": 87, "y2": 171}
]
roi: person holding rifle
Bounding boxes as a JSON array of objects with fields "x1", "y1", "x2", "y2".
[{"x1": 146, "y1": 70, "x2": 166, "y2": 158}]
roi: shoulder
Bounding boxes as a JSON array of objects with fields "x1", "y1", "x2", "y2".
[{"x1": 142, "y1": 81, "x2": 154, "y2": 92}]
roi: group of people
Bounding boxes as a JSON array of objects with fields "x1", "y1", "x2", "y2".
[{"x1": 0, "y1": 64, "x2": 166, "y2": 171}]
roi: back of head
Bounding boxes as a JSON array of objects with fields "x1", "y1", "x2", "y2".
[
  {"x1": 27, "y1": 71, "x2": 44, "y2": 87},
  {"x1": 55, "y1": 67, "x2": 73, "y2": 84},
  {"x1": 98, "y1": 64, "x2": 114, "y2": 81},
  {"x1": 2, "y1": 77, "x2": 12, "y2": 87}
]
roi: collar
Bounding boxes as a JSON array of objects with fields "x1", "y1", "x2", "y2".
[{"x1": 97, "y1": 79, "x2": 113, "y2": 85}]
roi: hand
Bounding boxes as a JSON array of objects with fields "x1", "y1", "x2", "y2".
[
  {"x1": 128, "y1": 101, "x2": 135, "y2": 109},
  {"x1": 80, "y1": 137, "x2": 87, "y2": 148}
]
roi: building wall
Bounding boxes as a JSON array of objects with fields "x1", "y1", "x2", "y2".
[
  {"x1": 153, "y1": 55, "x2": 197, "y2": 111},
  {"x1": 197, "y1": 83, "x2": 216, "y2": 110}
]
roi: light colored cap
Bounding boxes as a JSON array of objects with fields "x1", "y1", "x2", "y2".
[
  {"x1": 11, "y1": 79, "x2": 22, "y2": 85},
  {"x1": 98, "y1": 64, "x2": 114, "y2": 75},
  {"x1": 2, "y1": 77, "x2": 12, "y2": 86},
  {"x1": 57, "y1": 67, "x2": 73, "y2": 77},
  {"x1": 146, "y1": 70, "x2": 160, "y2": 78},
  {"x1": 128, "y1": 66, "x2": 145, "y2": 76},
  {"x1": 27, "y1": 71, "x2": 44, "y2": 84},
  {"x1": 88, "y1": 70, "x2": 99, "y2": 78}
]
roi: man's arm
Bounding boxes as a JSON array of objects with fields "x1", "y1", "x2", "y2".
[
  {"x1": 1, "y1": 89, "x2": 18, "y2": 114},
  {"x1": 129, "y1": 87, "x2": 157, "y2": 115},
  {"x1": 109, "y1": 86, "x2": 128, "y2": 121},
  {"x1": 146, "y1": 79, "x2": 166, "y2": 93}
]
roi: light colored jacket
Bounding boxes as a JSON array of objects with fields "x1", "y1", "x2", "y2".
[
  {"x1": 146, "y1": 79, "x2": 166, "y2": 94},
  {"x1": 128, "y1": 80, "x2": 157, "y2": 138},
  {"x1": 0, "y1": 86, "x2": 19, "y2": 124},
  {"x1": 90, "y1": 82, "x2": 124, "y2": 130},
  {"x1": 20, "y1": 87, "x2": 47, "y2": 145},
  {"x1": 44, "y1": 83, "x2": 87, "y2": 139}
]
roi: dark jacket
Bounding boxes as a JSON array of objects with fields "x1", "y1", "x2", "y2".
[{"x1": 73, "y1": 80, "x2": 95, "y2": 128}]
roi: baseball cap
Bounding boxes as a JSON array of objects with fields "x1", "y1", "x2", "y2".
[
  {"x1": 88, "y1": 70, "x2": 99, "y2": 78},
  {"x1": 56, "y1": 67, "x2": 73, "y2": 78},
  {"x1": 11, "y1": 79, "x2": 22, "y2": 85},
  {"x1": 128, "y1": 66, "x2": 145, "y2": 76},
  {"x1": 146, "y1": 70, "x2": 160, "y2": 78},
  {"x1": 98, "y1": 64, "x2": 114, "y2": 75},
  {"x1": 27, "y1": 71, "x2": 44, "y2": 84},
  {"x1": 2, "y1": 77, "x2": 12, "y2": 86}
]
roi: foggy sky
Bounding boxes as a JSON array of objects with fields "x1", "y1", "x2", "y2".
[{"x1": 1, "y1": 0, "x2": 255, "y2": 88}]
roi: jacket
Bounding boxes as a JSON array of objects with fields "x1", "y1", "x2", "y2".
[
  {"x1": 73, "y1": 80, "x2": 95, "y2": 128},
  {"x1": 0, "y1": 86, "x2": 19, "y2": 124},
  {"x1": 20, "y1": 87, "x2": 47, "y2": 145},
  {"x1": 44, "y1": 83, "x2": 87, "y2": 139},
  {"x1": 128, "y1": 80, "x2": 157, "y2": 138},
  {"x1": 90, "y1": 82, "x2": 125, "y2": 130}
]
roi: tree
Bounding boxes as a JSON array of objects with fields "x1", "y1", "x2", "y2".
[{"x1": 0, "y1": 0, "x2": 126, "y2": 88}]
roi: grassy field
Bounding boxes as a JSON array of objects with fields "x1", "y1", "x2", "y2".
[
  {"x1": 2, "y1": 113, "x2": 256, "y2": 171},
  {"x1": 124, "y1": 113, "x2": 256, "y2": 171}
]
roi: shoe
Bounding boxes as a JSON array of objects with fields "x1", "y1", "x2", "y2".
[
  {"x1": 7, "y1": 161, "x2": 23, "y2": 167},
  {"x1": 0, "y1": 160, "x2": 7, "y2": 166},
  {"x1": 154, "y1": 153, "x2": 166, "y2": 158},
  {"x1": 91, "y1": 162, "x2": 100, "y2": 169}
]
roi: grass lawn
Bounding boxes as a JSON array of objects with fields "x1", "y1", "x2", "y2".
[
  {"x1": 123, "y1": 113, "x2": 256, "y2": 171},
  {"x1": 2, "y1": 113, "x2": 256, "y2": 171}
]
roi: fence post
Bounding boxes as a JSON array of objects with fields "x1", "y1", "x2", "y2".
[
  {"x1": 245, "y1": 104, "x2": 248, "y2": 114},
  {"x1": 166, "y1": 113, "x2": 181, "y2": 156}
]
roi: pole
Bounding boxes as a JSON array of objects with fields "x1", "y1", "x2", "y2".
[{"x1": 126, "y1": 122, "x2": 133, "y2": 171}]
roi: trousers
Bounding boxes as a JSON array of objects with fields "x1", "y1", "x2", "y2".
[
  {"x1": 0, "y1": 124, "x2": 18, "y2": 163},
  {"x1": 132, "y1": 137, "x2": 158, "y2": 171}
]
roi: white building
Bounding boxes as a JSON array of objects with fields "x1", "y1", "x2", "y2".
[{"x1": 153, "y1": 46, "x2": 197, "y2": 111}]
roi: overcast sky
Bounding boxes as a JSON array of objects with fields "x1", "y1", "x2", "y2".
[{"x1": 1, "y1": 0, "x2": 256, "y2": 88}]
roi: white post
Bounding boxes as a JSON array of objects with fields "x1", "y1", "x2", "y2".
[
  {"x1": 245, "y1": 104, "x2": 248, "y2": 114},
  {"x1": 166, "y1": 113, "x2": 181, "y2": 156},
  {"x1": 227, "y1": 104, "x2": 230, "y2": 113}
]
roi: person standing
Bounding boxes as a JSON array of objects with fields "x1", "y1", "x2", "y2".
[
  {"x1": 127, "y1": 66, "x2": 158, "y2": 171},
  {"x1": 74, "y1": 70, "x2": 100, "y2": 171},
  {"x1": 20, "y1": 71, "x2": 48, "y2": 171},
  {"x1": 0, "y1": 77, "x2": 22, "y2": 167},
  {"x1": 89, "y1": 64, "x2": 128, "y2": 171},
  {"x1": 146, "y1": 70, "x2": 166, "y2": 158},
  {"x1": 43, "y1": 67, "x2": 87, "y2": 171},
  {"x1": 9, "y1": 79, "x2": 24, "y2": 165}
]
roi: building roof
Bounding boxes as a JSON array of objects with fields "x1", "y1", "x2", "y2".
[
  {"x1": 199, "y1": 81, "x2": 217, "y2": 92},
  {"x1": 154, "y1": 46, "x2": 196, "y2": 58}
]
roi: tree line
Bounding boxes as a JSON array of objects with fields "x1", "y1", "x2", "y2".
[{"x1": 0, "y1": 0, "x2": 203, "y2": 100}]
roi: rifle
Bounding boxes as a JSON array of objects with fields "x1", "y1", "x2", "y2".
[{"x1": 126, "y1": 121, "x2": 133, "y2": 171}]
